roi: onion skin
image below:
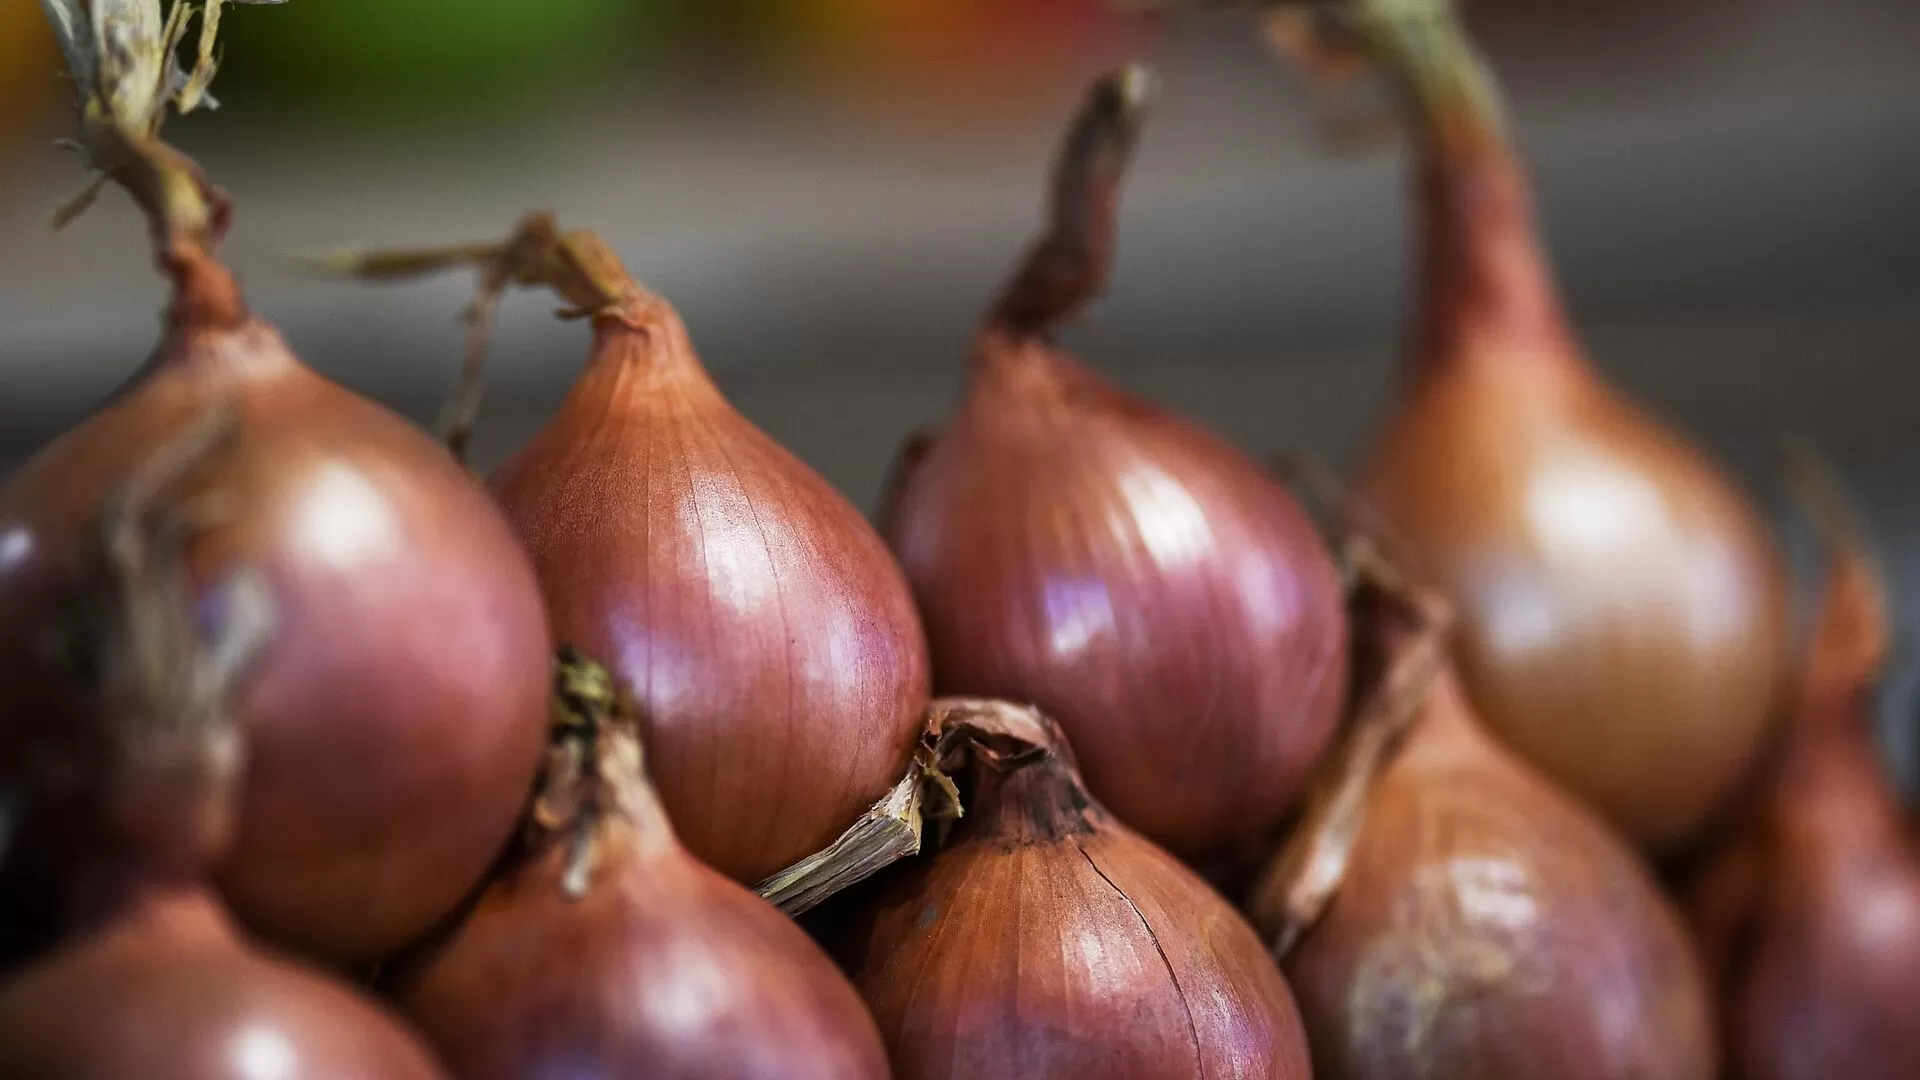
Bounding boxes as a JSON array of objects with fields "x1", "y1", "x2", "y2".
[
  {"x1": 489, "y1": 302, "x2": 930, "y2": 885},
  {"x1": 1349, "y1": 26, "x2": 1787, "y2": 854},
  {"x1": 0, "y1": 888, "x2": 447, "y2": 1080},
  {"x1": 1285, "y1": 656, "x2": 1717, "y2": 1080},
  {"x1": 391, "y1": 653, "x2": 891, "y2": 1080},
  {"x1": 1686, "y1": 483, "x2": 1920, "y2": 1080},
  {"x1": 836, "y1": 701, "x2": 1312, "y2": 1080},
  {"x1": 883, "y1": 68, "x2": 1348, "y2": 862},
  {"x1": 0, "y1": 258, "x2": 553, "y2": 965}
]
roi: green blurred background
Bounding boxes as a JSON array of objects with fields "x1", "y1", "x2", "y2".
[{"x1": 1, "y1": 0, "x2": 1918, "y2": 786}]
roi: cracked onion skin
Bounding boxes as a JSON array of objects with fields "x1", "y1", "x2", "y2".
[
  {"x1": 1685, "y1": 484, "x2": 1920, "y2": 1080},
  {"x1": 0, "y1": 889, "x2": 447, "y2": 1080},
  {"x1": 1286, "y1": 648, "x2": 1716, "y2": 1079},
  {"x1": 835, "y1": 700, "x2": 1311, "y2": 1080},
  {"x1": 487, "y1": 285, "x2": 929, "y2": 886},
  {"x1": 390, "y1": 654, "x2": 890, "y2": 1080},
  {"x1": 882, "y1": 68, "x2": 1348, "y2": 864},
  {"x1": 1343, "y1": 10, "x2": 1786, "y2": 855},
  {"x1": 0, "y1": 255, "x2": 553, "y2": 966}
]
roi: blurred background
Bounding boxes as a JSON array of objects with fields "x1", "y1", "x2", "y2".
[{"x1": 1, "y1": 0, "x2": 1917, "y2": 786}]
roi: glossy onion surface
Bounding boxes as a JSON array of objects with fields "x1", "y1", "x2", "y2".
[
  {"x1": 1689, "y1": 496, "x2": 1920, "y2": 1080},
  {"x1": 489, "y1": 310, "x2": 929, "y2": 884},
  {"x1": 837, "y1": 702, "x2": 1312, "y2": 1080},
  {"x1": 885, "y1": 68, "x2": 1348, "y2": 862},
  {"x1": 1359, "y1": 143, "x2": 1787, "y2": 855},
  {"x1": 0, "y1": 299, "x2": 553, "y2": 964},
  {"x1": 0, "y1": 889, "x2": 446, "y2": 1080},
  {"x1": 1286, "y1": 663, "x2": 1716, "y2": 1080}
]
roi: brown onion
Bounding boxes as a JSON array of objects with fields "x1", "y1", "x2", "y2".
[
  {"x1": 0, "y1": 4, "x2": 552, "y2": 966},
  {"x1": 0, "y1": 404, "x2": 446, "y2": 1080},
  {"x1": 1268, "y1": 0, "x2": 1788, "y2": 853},
  {"x1": 328, "y1": 214, "x2": 931, "y2": 887},
  {"x1": 390, "y1": 649, "x2": 890, "y2": 1080},
  {"x1": 1684, "y1": 461, "x2": 1920, "y2": 1080},
  {"x1": 1273, "y1": 583, "x2": 1717, "y2": 1080},
  {"x1": 835, "y1": 698, "x2": 1311, "y2": 1079},
  {"x1": 880, "y1": 66, "x2": 1348, "y2": 864}
]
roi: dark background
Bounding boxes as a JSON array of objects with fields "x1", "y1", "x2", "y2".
[{"x1": 2, "y1": 0, "x2": 1917, "y2": 788}]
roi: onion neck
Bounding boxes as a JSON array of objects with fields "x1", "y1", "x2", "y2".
[
  {"x1": 1349, "y1": 2, "x2": 1576, "y2": 383},
  {"x1": 971, "y1": 66, "x2": 1152, "y2": 397},
  {"x1": 967, "y1": 755, "x2": 1102, "y2": 847},
  {"x1": 584, "y1": 302, "x2": 716, "y2": 399},
  {"x1": 1409, "y1": 142, "x2": 1575, "y2": 382}
]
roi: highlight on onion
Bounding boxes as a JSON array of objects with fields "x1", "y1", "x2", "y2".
[
  {"x1": 388, "y1": 648, "x2": 890, "y2": 1080},
  {"x1": 0, "y1": 0, "x2": 553, "y2": 967},
  {"x1": 1246, "y1": 544, "x2": 1717, "y2": 1080},
  {"x1": 877, "y1": 65, "x2": 1349, "y2": 866},
  {"x1": 834, "y1": 698, "x2": 1312, "y2": 1080},
  {"x1": 317, "y1": 214, "x2": 931, "y2": 895},
  {"x1": 1205, "y1": 0, "x2": 1788, "y2": 855},
  {"x1": 0, "y1": 404, "x2": 446, "y2": 1080},
  {"x1": 1684, "y1": 455, "x2": 1920, "y2": 1080}
]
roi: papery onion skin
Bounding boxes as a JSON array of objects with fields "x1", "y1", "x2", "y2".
[
  {"x1": 488, "y1": 309, "x2": 930, "y2": 885},
  {"x1": 392, "y1": 693, "x2": 891, "y2": 1080},
  {"x1": 883, "y1": 68, "x2": 1348, "y2": 862},
  {"x1": 0, "y1": 888, "x2": 448, "y2": 1080},
  {"x1": 1350, "y1": 27, "x2": 1787, "y2": 855},
  {"x1": 836, "y1": 702, "x2": 1312, "y2": 1080},
  {"x1": 1285, "y1": 662, "x2": 1717, "y2": 1080},
  {"x1": 0, "y1": 258, "x2": 553, "y2": 966},
  {"x1": 1687, "y1": 485, "x2": 1920, "y2": 1080}
]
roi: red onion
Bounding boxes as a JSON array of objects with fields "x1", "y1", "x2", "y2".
[
  {"x1": 1263, "y1": 572, "x2": 1717, "y2": 1080},
  {"x1": 880, "y1": 66, "x2": 1349, "y2": 864},
  {"x1": 1686, "y1": 460, "x2": 1920, "y2": 1080},
  {"x1": 0, "y1": 0, "x2": 552, "y2": 965},
  {"x1": 836, "y1": 698, "x2": 1312, "y2": 1079},
  {"x1": 1253, "y1": 0, "x2": 1788, "y2": 854},
  {"x1": 0, "y1": 403, "x2": 446, "y2": 1078},
  {"x1": 389, "y1": 649, "x2": 891, "y2": 1080},
  {"x1": 324, "y1": 214, "x2": 931, "y2": 887}
]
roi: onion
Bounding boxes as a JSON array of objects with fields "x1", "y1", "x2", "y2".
[
  {"x1": 835, "y1": 698, "x2": 1312, "y2": 1079},
  {"x1": 879, "y1": 66, "x2": 1349, "y2": 864},
  {"x1": 1685, "y1": 459, "x2": 1920, "y2": 1080},
  {"x1": 0, "y1": 1, "x2": 552, "y2": 966},
  {"x1": 1260, "y1": 0, "x2": 1788, "y2": 853},
  {"x1": 0, "y1": 404, "x2": 446, "y2": 1079},
  {"x1": 321, "y1": 214, "x2": 931, "y2": 887},
  {"x1": 1259, "y1": 573, "x2": 1717, "y2": 1080},
  {"x1": 390, "y1": 649, "x2": 890, "y2": 1080}
]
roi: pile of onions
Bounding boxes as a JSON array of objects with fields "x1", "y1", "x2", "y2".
[
  {"x1": 326, "y1": 213, "x2": 931, "y2": 888},
  {"x1": 835, "y1": 698, "x2": 1311, "y2": 1079},
  {"x1": 0, "y1": 0, "x2": 552, "y2": 967},
  {"x1": 0, "y1": 405, "x2": 445, "y2": 1078},
  {"x1": 880, "y1": 66, "x2": 1349, "y2": 864},
  {"x1": 1265, "y1": 0, "x2": 1788, "y2": 854},
  {"x1": 1260, "y1": 566, "x2": 1717, "y2": 1080},
  {"x1": 1685, "y1": 461, "x2": 1920, "y2": 1080},
  {"x1": 390, "y1": 649, "x2": 891, "y2": 1079}
]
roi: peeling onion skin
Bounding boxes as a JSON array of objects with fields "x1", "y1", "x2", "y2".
[
  {"x1": 0, "y1": 889, "x2": 448, "y2": 1080},
  {"x1": 1285, "y1": 661, "x2": 1717, "y2": 1080},
  {"x1": 392, "y1": 660, "x2": 890, "y2": 1080},
  {"x1": 1355, "y1": 102, "x2": 1787, "y2": 859},
  {"x1": 883, "y1": 68, "x2": 1348, "y2": 863},
  {"x1": 0, "y1": 256, "x2": 553, "y2": 966},
  {"x1": 488, "y1": 307, "x2": 930, "y2": 885},
  {"x1": 836, "y1": 703, "x2": 1312, "y2": 1080},
  {"x1": 1686, "y1": 498, "x2": 1920, "y2": 1080}
]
